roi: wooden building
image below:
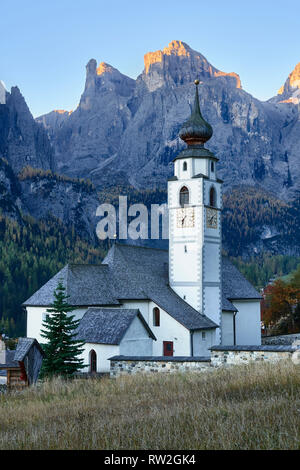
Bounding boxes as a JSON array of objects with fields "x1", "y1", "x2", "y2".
[{"x1": 0, "y1": 338, "x2": 44, "y2": 388}]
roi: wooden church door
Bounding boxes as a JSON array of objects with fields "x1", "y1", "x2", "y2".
[{"x1": 163, "y1": 341, "x2": 174, "y2": 356}]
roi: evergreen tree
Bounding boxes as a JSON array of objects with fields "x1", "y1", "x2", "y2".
[{"x1": 40, "y1": 281, "x2": 85, "y2": 378}]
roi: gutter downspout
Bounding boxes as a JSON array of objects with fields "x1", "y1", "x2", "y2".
[
  {"x1": 233, "y1": 312, "x2": 237, "y2": 346},
  {"x1": 190, "y1": 331, "x2": 194, "y2": 357}
]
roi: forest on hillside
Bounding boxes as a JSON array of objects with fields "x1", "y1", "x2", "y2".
[
  {"x1": 1, "y1": 183, "x2": 300, "y2": 337},
  {"x1": 0, "y1": 213, "x2": 105, "y2": 336}
]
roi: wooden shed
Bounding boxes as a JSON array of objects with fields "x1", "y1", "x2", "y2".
[{"x1": 0, "y1": 337, "x2": 45, "y2": 388}]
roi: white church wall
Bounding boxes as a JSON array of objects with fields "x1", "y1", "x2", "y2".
[
  {"x1": 203, "y1": 286, "x2": 221, "y2": 331},
  {"x1": 168, "y1": 178, "x2": 202, "y2": 208},
  {"x1": 122, "y1": 300, "x2": 191, "y2": 357},
  {"x1": 221, "y1": 312, "x2": 234, "y2": 345},
  {"x1": 172, "y1": 242, "x2": 198, "y2": 283},
  {"x1": 120, "y1": 315, "x2": 153, "y2": 356},
  {"x1": 203, "y1": 180, "x2": 221, "y2": 208},
  {"x1": 81, "y1": 343, "x2": 119, "y2": 373},
  {"x1": 192, "y1": 329, "x2": 215, "y2": 356},
  {"x1": 233, "y1": 300, "x2": 261, "y2": 346},
  {"x1": 149, "y1": 301, "x2": 191, "y2": 356},
  {"x1": 121, "y1": 301, "x2": 150, "y2": 323},
  {"x1": 203, "y1": 242, "x2": 220, "y2": 283},
  {"x1": 193, "y1": 158, "x2": 207, "y2": 177},
  {"x1": 169, "y1": 285, "x2": 200, "y2": 314},
  {"x1": 26, "y1": 306, "x2": 88, "y2": 344},
  {"x1": 175, "y1": 158, "x2": 209, "y2": 180}
]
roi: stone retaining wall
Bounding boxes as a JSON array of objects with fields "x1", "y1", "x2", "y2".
[
  {"x1": 109, "y1": 356, "x2": 211, "y2": 377},
  {"x1": 210, "y1": 345, "x2": 296, "y2": 367}
]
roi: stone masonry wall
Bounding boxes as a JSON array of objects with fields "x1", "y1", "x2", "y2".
[
  {"x1": 210, "y1": 346, "x2": 295, "y2": 367},
  {"x1": 110, "y1": 347, "x2": 299, "y2": 377},
  {"x1": 110, "y1": 356, "x2": 211, "y2": 377}
]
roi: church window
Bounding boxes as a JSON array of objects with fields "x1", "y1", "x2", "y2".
[
  {"x1": 183, "y1": 161, "x2": 187, "y2": 171},
  {"x1": 209, "y1": 186, "x2": 217, "y2": 207},
  {"x1": 211, "y1": 161, "x2": 214, "y2": 172},
  {"x1": 184, "y1": 245, "x2": 187, "y2": 253},
  {"x1": 90, "y1": 349, "x2": 97, "y2": 373},
  {"x1": 202, "y1": 332, "x2": 206, "y2": 341},
  {"x1": 153, "y1": 307, "x2": 160, "y2": 327},
  {"x1": 179, "y1": 186, "x2": 189, "y2": 206}
]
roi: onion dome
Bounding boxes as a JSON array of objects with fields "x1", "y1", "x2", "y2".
[{"x1": 179, "y1": 80, "x2": 213, "y2": 146}]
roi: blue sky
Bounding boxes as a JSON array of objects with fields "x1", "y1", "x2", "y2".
[{"x1": 1, "y1": 0, "x2": 300, "y2": 117}]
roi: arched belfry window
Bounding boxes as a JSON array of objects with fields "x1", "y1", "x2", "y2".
[
  {"x1": 90, "y1": 349, "x2": 97, "y2": 373},
  {"x1": 153, "y1": 307, "x2": 160, "y2": 327},
  {"x1": 211, "y1": 161, "x2": 214, "y2": 172},
  {"x1": 179, "y1": 186, "x2": 189, "y2": 207},
  {"x1": 183, "y1": 161, "x2": 187, "y2": 171},
  {"x1": 209, "y1": 186, "x2": 217, "y2": 207}
]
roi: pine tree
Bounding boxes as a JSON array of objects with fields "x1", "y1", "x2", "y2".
[{"x1": 40, "y1": 281, "x2": 85, "y2": 378}]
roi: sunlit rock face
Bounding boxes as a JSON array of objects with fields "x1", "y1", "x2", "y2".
[
  {"x1": 0, "y1": 86, "x2": 53, "y2": 172},
  {"x1": 276, "y1": 62, "x2": 300, "y2": 104},
  {"x1": 37, "y1": 41, "x2": 300, "y2": 199},
  {"x1": 141, "y1": 40, "x2": 241, "y2": 92}
]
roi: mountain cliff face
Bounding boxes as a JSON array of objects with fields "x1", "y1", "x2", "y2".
[
  {"x1": 0, "y1": 157, "x2": 22, "y2": 220},
  {"x1": 1, "y1": 41, "x2": 300, "y2": 255},
  {"x1": 18, "y1": 168, "x2": 100, "y2": 241},
  {"x1": 0, "y1": 86, "x2": 53, "y2": 172},
  {"x1": 37, "y1": 40, "x2": 300, "y2": 199},
  {"x1": 274, "y1": 62, "x2": 300, "y2": 105}
]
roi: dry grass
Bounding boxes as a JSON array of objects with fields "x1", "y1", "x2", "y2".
[{"x1": 0, "y1": 361, "x2": 300, "y2": 450}]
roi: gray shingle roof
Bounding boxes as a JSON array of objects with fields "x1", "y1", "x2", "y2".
[
  {"x1": 14, "y1": 337, "x2": 45, "y2": 361},
  {"x1": 222, "y1": 258, "x2": 262, "y2": 301},
  {"x1": 23, "y1": 244, "x2": 261, "y2": 330},
  {"x1": 76, "y1": 308, "x2": 156, "y2": 345}
]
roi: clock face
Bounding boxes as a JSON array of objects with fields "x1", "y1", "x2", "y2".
[
  {"x1": 176, "y1": 207, "x2": 195, "y2": 228},
  {"x1": 206, "y1": 208, "x2": 218, "y2": 229}
]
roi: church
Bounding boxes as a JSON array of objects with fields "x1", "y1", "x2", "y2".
[{"x1": 24, "y1": 82, "x2": 262, "y2": 373}]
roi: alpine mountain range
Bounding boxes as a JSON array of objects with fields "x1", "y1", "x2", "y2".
[{"x1": 1, "y1": 40, "x2": 300, "y2": 257}]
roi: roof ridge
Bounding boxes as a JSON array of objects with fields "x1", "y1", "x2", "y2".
[
  {"x1": 68, "y1": 263, "x2": 108, "y2": 267},
  {"x1": 116, "y1": 242, "x2": 168, "y2": 252}
]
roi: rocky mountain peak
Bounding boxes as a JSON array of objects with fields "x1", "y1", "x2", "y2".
[
  {"x1": 141, "y1": 40, "x2": 241, "y2": 92},
  {"x1": 82, "y1": 58, "x2": 135, "y2": 102},
  {"x1": 96, "y1": 62, "x2": 117, "y2": 76},
  {"x1": 0, "y1": 80, "x2": 6, "y2": 104},
  {"x1": 143, "y1": 40, "x2": 191, "y2": 74},
  {"x1": 277, "y1": 62, "x2": 300, "y2": 104}
]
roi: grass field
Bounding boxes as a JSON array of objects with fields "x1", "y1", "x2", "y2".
[{"x1": 0, "y1": 361, "x2": 300, "y2": 450}]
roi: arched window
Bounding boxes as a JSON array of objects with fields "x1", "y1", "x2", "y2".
[
  {"x1": 179, "y1": 186, "x2": 189, "y2": 207},
  {"x1": 211, "y1": 161, "x2": 214, "y2": 172},
  {"x1": 209, "y1": 186, "x2": 217, "y2": 207},
  {"x1": 90, "y1": 349, "x2": 97, "y2": 373},
  {"x1": 153, "y1": 307, "x2": 160, "y2": 327},
  {"x1": 183, "y1": 161, "x2": 187, "y2": 171}
]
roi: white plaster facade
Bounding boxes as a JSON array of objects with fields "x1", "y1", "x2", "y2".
[
  {"x1": 232, "y1": 300, "x2": 261, "y2": 345},
  {"x1": 168, "y1": 154, "x2": 222, "y2": 344}
]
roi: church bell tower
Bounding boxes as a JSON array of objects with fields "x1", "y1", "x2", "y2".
[{"x1": 168, "y1": 81, "x2": 222, "y2": 338}]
